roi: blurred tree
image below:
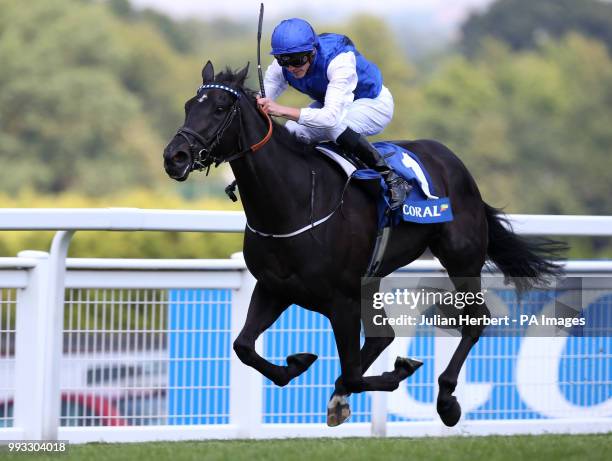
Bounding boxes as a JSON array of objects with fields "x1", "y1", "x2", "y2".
[
  {"x1": 106, "y1": 0, "x2": 198, "y2": 54},
  {"x1": 413, "y1": 34, "x2": 612, "y2": 221},
  {"x1": 0, "y1": 0, "x2": 610, "y2": 235},
  {"x1": 544, "y1": 34, "x2": 612, "y2": 215},
  {"x1": 0, "y1": 0, "x2": 197, "y2": 195},
  {"x1": 0, "y1": 189, "x2": 243, "y2": 258},
  {"x1": 460, "y1": 0, "x2": 612, "y2": 56},
  {"x1": 107, "y1": 0, "x2": 135, "y2": 19},
  {"x1": 338, "y1": 15, "x2": 419, "y2": 139}
]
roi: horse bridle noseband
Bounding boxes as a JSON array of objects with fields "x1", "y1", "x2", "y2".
[{"x1": 175, "y1": 83, "x2": 273, "y2": 174}]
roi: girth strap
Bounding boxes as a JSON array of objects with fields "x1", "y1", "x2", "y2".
[
  {"x1": 246, "y1": 173, "x2": 353, "y2": 239},
  {"x1": 246, "y1": 210, "x2": 338, "y2": 238}
]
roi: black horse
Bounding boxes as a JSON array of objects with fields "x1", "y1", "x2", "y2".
[{"x1": 163, "y1": 62, "x2": 563, "y2": 427}]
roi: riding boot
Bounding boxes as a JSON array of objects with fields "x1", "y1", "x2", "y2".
[{"x1": 336, "y1": 127, "x2": 410, "y2": 210}]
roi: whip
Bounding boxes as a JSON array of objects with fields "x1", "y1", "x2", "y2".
[{"x1": 257, "y1": 3, "x2": 266, "y2": 97}]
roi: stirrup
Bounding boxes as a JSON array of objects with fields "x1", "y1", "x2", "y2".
[
  {"x1": 225, "y1": 180, "x2": 238, "y2": 202},
  {"x1": 387, "y1": 177, "x2": 410, "y2": 210}
]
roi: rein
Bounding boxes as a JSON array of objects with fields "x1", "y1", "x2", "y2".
[{"x1": 224, "y1": 104, "x2": 273, "y2": 163}]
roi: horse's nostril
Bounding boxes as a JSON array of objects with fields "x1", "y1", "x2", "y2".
[{"x1": 172, "y1": 151, "x2": 189, "y2": 165}]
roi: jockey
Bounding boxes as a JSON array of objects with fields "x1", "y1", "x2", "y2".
[{"x1": 257, "y1": 18, "x2": 409, "y2": 210}]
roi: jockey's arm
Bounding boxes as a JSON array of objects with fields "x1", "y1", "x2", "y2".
[
  {"x1": 258, "y1": 53, "x2": 357, "y2": 126},
  {"x1": 259, "y1": 60, "x2": 299, "y2": 120},
  {"x1": 298, "y1": 52, "x2": 357, "y2": 129},
  {"x1": 263, "y1": 60, "x2": 288, "y2": 102}
]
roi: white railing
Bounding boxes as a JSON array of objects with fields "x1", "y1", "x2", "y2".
[{"x1": 0, "y1": 209, "x2": 611, "y2": 443}]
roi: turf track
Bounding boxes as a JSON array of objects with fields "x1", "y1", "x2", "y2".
[{"x1": 4, "y1": 433, "x2": 610, "y2": 461}]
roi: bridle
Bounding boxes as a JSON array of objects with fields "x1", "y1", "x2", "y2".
[
  {"x1": 173, "y1": 83, "x2": 353, "y2": 240},
  {"x1": 175, "y1": 83, "x2": 273, "y2": 174}
]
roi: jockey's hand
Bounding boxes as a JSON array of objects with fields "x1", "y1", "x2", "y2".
[
  {"x1": 257, "y1": 97, "x2": 283, "y2": 116},
  {"x1": 257, "y1": 97, "x2": 300, "y2": 121}
]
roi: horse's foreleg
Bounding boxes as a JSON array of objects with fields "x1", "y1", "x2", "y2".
[
  {"x1": 233, "y1": 282, "x2": 317, "y2": 387},
  {"x1": 327, "y1": 336, "x2": 390, "y2": 426},
  {"x1": 436, "y1": 275, "x2": 490, "y2": 427},
  {"x1": 333, "y1": 336, "x2": 395, "y2": 394},
  {"x1": 327, "y1": 284, "x2": 422, "y2": 426},
  {"x1": 332, "y1": 280, "x2": 394, "y2": 396},
  {"x1": 328, "y1": 310, "x2": 396, "y2": 427},
  {"x1": 329, "y1": 297, "x2": 422, "y2": 393}
]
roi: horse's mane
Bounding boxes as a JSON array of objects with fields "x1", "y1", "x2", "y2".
[
  {"x1": 215, "y1": 67, "x2": 259, "y2": 99},
  {"x1": 214, "y1": 67, "x2": 317, "y2": 153}
]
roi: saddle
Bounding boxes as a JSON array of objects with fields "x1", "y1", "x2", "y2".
[
  {"x1": 315, "y1": 142, "x2": 453, "y2": 227},
  {"x1": 316, "y1": 141, "x2": 454, "y2": 277}
]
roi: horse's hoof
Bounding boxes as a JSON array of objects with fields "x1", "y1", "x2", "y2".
[
  {"x1": 287, "y1": 353, "x2": 318, "y2": 374},
  {"x1": 437, "y1": 396, "x2": 462, "y2": 427},
  {"x1": 327, "y1": 394, "x2": 351, "y2": 427},
  {"x1": 394, "y1": 356, "x2": 423, "y2": 378}
]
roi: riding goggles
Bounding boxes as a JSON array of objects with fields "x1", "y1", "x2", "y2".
[{"x1": 274, "y1": 52, "x2": 312, "y2": 68}]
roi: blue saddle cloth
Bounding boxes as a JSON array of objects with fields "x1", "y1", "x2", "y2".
[{"x1": 351, "y1": 142, "x2": 454, "y2": 228}]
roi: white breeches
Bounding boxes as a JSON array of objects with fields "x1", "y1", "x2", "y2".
[{"x1": 284, "y1": 85, "x2": 394, "y2": 143}]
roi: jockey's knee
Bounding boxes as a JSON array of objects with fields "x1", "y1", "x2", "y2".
[
  {"x1": 285, "y1": 121, "x2": 313, "y2": 144},
  {"x1": 331, "y1": 122, "x2": 352, "y2": 142},
  {"x1": 284, "y1": 120, "x2": 299, "y2": 134}
]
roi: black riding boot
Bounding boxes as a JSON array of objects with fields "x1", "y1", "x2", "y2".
[{"x1": 336, "y1": 127, "x2": 410, "y2": 210}]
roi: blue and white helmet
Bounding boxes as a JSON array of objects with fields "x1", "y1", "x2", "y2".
[{"x1": 270, "y1": 18, "x2": 318, "y2": 55}]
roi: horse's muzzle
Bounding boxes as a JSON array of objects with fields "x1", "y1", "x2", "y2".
[{"x1": 163, "y1": 146, "x2": 191, "y2": 181}]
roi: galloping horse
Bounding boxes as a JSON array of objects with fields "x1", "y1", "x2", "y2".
[{"x1": 163, "y1": 62, "x2": 563, "y2": 427}]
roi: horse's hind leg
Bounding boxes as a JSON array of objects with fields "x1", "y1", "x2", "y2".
[
  {"x1": 426, "y1": 197, "x2": 492, "y2": 426},
  {"x1": 431, "y1": 216, "x2": 491, "y2": 426},
  {"x1": 233, "y1": 282, "x2": 318, "y2": 387},
  {"x1": 435, "y1": 274, "x2": 490, "y2": 426}
]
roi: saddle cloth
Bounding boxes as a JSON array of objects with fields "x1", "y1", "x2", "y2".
[{"x1": 315, "y1": 141, "x2": 454, "y2": 227}]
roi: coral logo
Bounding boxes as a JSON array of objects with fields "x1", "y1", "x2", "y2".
[
  {"x1": 403, "y1": 205, "x2": 443, "y2": 218},
  {"x1": 401, "y1": 199, "x2": 453, "y2": 224}
]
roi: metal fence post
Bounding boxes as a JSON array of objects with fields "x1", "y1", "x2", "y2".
[
  {"x1": 370, "y1": 347, "x2": 389, "y2": 436},
  {"x1": 14, "y1": 251, "x2": 50, "y2": 439},
  {"x1": 42, "y1": 231, "x2": 74, "y2": 440},
  {"x1": 229, "y1": 254, "x2": 261, "y2": 437}
]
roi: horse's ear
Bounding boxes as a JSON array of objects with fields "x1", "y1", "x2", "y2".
[
  {"x1": 235, "y1": 62, "x2": 250, "y2": 86},
  {"x1": 202, "y1": 61, "x2": 215, "y2": 83}
]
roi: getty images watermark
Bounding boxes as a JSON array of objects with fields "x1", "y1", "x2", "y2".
[{"x1": 361, "y1": 276, "x2": 611, "y2": 337}]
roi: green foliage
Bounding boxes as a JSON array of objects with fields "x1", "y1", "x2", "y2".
[
  {"x1": 0, "y1": 0, "x2": 197, "y2": 195},
  {"x1": 328, "y1": 15, "x2": 420, "y2": 141},
  {"x1": 412, "y1": 34, "x2": 612, "y2": 220},
  {"x1": 0, "y1": 190, "x2": 244, "y2": 259},
  {"x1": 460, "y1": 0, "x2": 612, "y2": 56},
  {"x1": 0, "y1": 0, "x2": 610, "y2": 259}
]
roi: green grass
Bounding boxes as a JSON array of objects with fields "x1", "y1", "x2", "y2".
[{"x1": 4, "y1": 434, "x2": 610, "y2": 461}]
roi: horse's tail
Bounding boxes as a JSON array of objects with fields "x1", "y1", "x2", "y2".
[{"x1": 484, "y1": 203, "x2": 566, "y2": 293}]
